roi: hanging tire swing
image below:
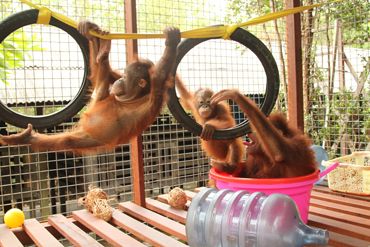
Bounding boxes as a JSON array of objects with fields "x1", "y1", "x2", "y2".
[
  {"x1": 0, "y1": 9, "x2": 90, "y2": 129},
  {"x1": 168, "y1": 27, "x2": 280, "y2": 140},
  {"x1": 0, "y1": 9, "x2": 279, "y2": 134}
]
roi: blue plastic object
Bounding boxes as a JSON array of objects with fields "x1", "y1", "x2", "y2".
[{"x1": 311, "y1": 145, "x2": 329, "y2": 184}]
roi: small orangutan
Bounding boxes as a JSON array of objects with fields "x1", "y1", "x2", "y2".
[
  {"x1": 211, "y1": 89, "x2": 316, "y2": 178},
  {"x1": 0, "y1": 21, "x2": 181, "y2": 154},
  {"x1": 175, "y1": 76, "x2": 245, "y2": 174}
]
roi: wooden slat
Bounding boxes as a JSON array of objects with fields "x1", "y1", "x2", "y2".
[
  {"x1": 72, "y1": 210, "x2": 145, "y2": 247},
  {"x1": 310, "y1": 197, "x2": 370, "y2": 219},
  {"x1": 156, "y1": 194, "x2": 191, "y2": 209},
  {"x1": 184, "y1": 190, "x2": 197, "y2": 199},
  {"x1": 309, "y1": 205, "x2": 370, "y2": 228},
  {"x1": 194, "y1": 187, "x2": 207, "y2": 193},
  {"x1": 157, "y1": 190, "x2": 196, "y2": 203},
  {"x1": 328, "y1": 232, "x2": 370, "y2": 247},
  {"x1": 23, "y1": 219, "x2": 64, "y2": 247},
  {"x1": 311, "y1": 190, "x2": 370, "y2": 209},
  {"x1": 308, "y1": 186, "x2": 370, "y2": 247},
  {"x1": 48, "y1": 214, "x2": 103, "y2": 247},
  {"x1": 8, "y1": 217, "x2": 89, "y2": 246},
  {"x1": 310, "y1": 198, "x2": 370, "y2": 220},
  {"x1": 111, "y1": 209, "x2": 187, "y2": 246},
  {"x1": 313, "y1": 186, "x2": 370, "y2": 202},
  {"x1": 1, "y1": 185, "x2": 368, "y2": 247},
  {"x1": 118, "y1": 202, "x2": 187, "y2": 242},
  {"x1": 145, "y1": 198, "x2": 187, "y2": 224},
  {"x1": 309, "y1": 187, "x2": 370, "y2": 247},
  {"x1": 0, "y1": 225, "x2": 23, "y2": 247},
  {"x1": 156, "y1": 194, "x2": 168, "y2": 204},
  {"x1": 308, "y1": 214, "x2": 370, "y2": 241}
]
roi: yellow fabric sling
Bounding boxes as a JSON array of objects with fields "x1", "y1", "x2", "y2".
[{"x1": 20, "y1": 0, "x2": 340, "y2": 40}]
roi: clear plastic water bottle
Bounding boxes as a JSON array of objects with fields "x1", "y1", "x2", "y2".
[{"x1": 186, "y1": 188, "x2": 329, "y2": 247}]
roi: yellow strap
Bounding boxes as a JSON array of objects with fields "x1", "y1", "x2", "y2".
[
  {"x1": 20, "y1": 0, "x2": 339, "y2": 40},
  {"x1": 222, "y1": 24, "x2": 239, "y2": 40},
  {"x1": 236, "y1": 3, "x2": 322, "y2": 28},
  {"x1": 36, "y1": 7, "x2": 51, "y2": 24}
]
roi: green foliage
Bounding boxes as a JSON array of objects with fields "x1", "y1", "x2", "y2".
[
  {"x1": 0, "y1": 31, "x2": 43, "y2": 85},
  {"x1": 225, "y1": 0, "x2": 284, "y2": 32},
  {"x1": 329, "y1": 0, "x2": 370, "y2": 48},
  {"x1": 309, "y1": 97, "x2": 369, "y2": 157},
  {"x1": 226, "y1": 0, "x2": 369, "y2": 156},
  {"x1": 227, "y1": 0, "x2": 279, "y2": 20},
  {"x1": 306, "y1": 1, "x2": 369, "y2": 156},
  {"x1": 307, "y1": 89, "x2": 369, "y2": 157},
  {"x1": 309, "y1": 0, "x2": 370, "y2": 48}
]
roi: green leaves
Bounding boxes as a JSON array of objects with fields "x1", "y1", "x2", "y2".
[{"x1": 0, "y1": 30, "x2": 43, "y2": 85}]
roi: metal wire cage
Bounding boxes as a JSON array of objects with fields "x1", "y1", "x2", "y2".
[{"x1": 0, "y1": 0, "x2": 368, "y2": 231}]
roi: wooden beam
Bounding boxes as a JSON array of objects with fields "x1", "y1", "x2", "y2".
[
  {"x1": 130, "y1": 136, "x2": 146, "y2": 206},
  {"x1": 124, "y1": 0, "x2": 138, "y2": 61},
  {"x1": 124, "y1": 0, "x2": 146, "y2": 207},
  {"x1": 285, "y1": 0, "x2": 304, "y2": 131}
]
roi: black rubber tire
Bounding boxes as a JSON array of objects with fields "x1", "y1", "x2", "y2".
[
  {"x1": 0, "y1": 9, "x2": 90, "y2": 129},
  {"x1": 168, "y1": 27, "x2": 280, "y2": 139}
]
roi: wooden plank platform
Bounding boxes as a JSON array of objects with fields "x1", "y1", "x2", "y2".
[
  {"x1": 0, "y1": 225, "x2": 23, "y2": 247},
  {"x1": 0, "y1": 185, "x2": 369, "y2": 247},
  {"x1": 48, "y1": 214, "x2": 104, "y2": 247}
]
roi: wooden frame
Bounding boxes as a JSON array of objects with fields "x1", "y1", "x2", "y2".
[
  {"x1": 124, "y1": 0, "x2": 146, "y2": 207},
  {"x1": 285, "y1": 0, "x2": 304, "y2": 131}
]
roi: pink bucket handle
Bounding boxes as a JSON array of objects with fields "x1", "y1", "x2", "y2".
[{"x1": 319, "y1": 162, "x2": 340, "y2": 179}]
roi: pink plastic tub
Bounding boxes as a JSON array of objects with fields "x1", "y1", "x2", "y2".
[{"x1": 209, "y1": 162, "x2": 339, "y2": 223}]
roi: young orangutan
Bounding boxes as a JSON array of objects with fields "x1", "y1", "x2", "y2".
[
  {"x1": 0, "y1": 21, "x2": 181, "y2": 154},
  {"x1": 175, "y1": 76, "x2": 245, "y2": 174},
  {"x1": 211, "y1": 89, "x2": 316, "y2": 178}
]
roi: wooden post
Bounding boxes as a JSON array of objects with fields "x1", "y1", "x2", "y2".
[
  {"x1": 124, "y1": 0, "x2": 146, "y2": 206},
  {"x1": 285, "y1": 0, "x2": 304, "y2": 131},
  {"x1": 124, "y1": 0, "x2": 138, "y2": 61},
  {"x1": 130, "y1": 136, "x2": 146, "y2": 206}
]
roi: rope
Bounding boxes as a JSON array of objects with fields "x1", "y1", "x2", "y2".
[{"x1": 20, "y1": 0, "x2": 340, "y2": 40}]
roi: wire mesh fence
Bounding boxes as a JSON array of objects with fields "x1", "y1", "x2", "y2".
[
  {"x1": 0, "y1": 0, "x2": 368, "y2": 227},
  {"x1": 303, "y1": 0, "x2": 369, "y2": 157}
]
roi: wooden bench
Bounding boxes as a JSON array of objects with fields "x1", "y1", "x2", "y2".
[{"x1": 0, "y1": 185, "x2": 369, "y2": 247}]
